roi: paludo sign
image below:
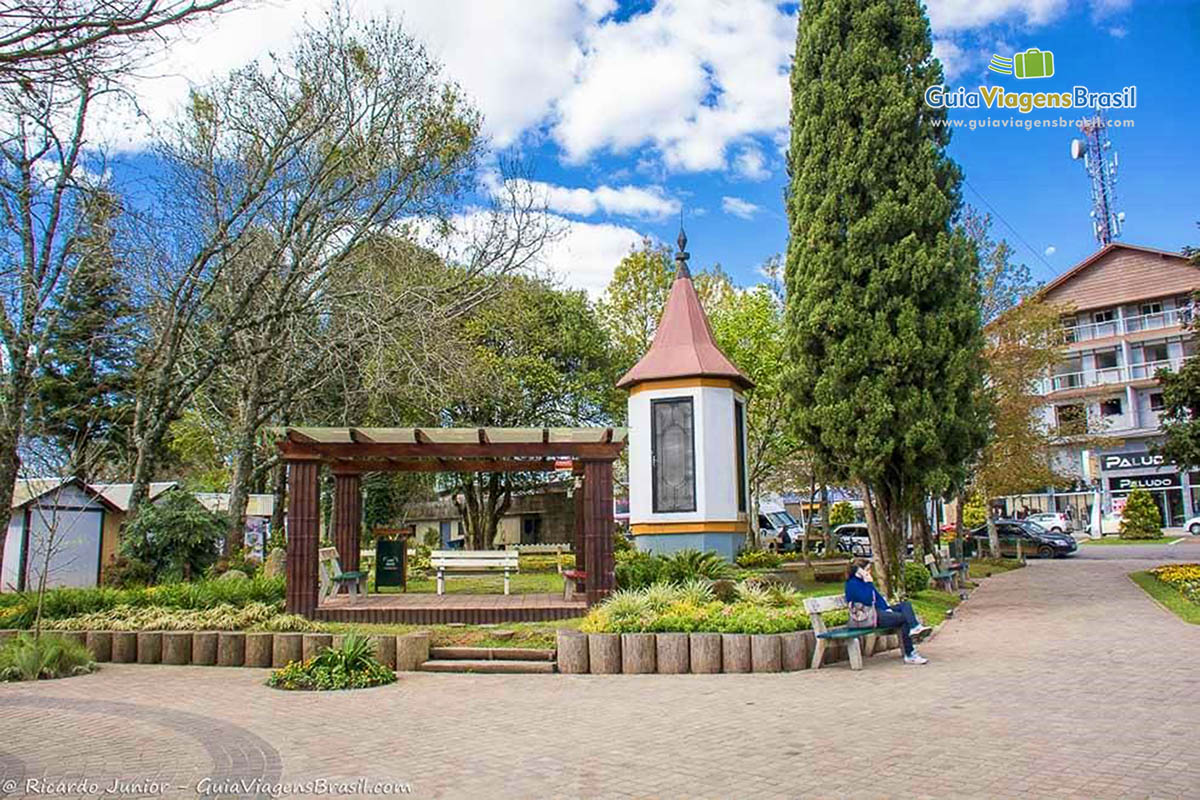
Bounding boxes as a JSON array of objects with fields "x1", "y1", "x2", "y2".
[{"x1": 1101, "y1": 451, "x2": 1167, "y2": 471}]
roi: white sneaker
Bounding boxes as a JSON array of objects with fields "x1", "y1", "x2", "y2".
[
  {"x1": 903, "y1": 653, "x2": 929, "y2": 665},
  {"x1": 909, "y1": 624, "x2": 931, "y2": 637}
]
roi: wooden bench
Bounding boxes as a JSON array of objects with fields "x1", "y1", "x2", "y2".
[
  {"x1": 924, "y1": 553, "x2": 959, "y2": 592},
  {"x1": 431, "y1": 550, "x2": 519, "y2": 595},
  {"x1": 318, "y1": 546, "x2": 367, "y2": 605},
  {"x1": 803, "y1": 594, "x2": 903, "y2": 670}
]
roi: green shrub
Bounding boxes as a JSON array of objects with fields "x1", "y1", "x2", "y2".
[
  {"x1": 120, "y1": 490, "x2": 228, "y2": 582},
  {"x1": 46, "y1": 601, "x2": 316, "y2": 632},
  {"x1": 408, "y1": 543, "x2": 432, "y2": 574},
  {"x1": 613, "y1": 529, "x2": 633, "y2": 553},
  {"x1": 518, "y1": 553, "x2": 576, "y2": 573},
  {"x1": 615, "y1": 550, "x2": 664, "y2": 590},
  {"x1": 659, "y1": 549, "x2": 731, "y2": 583},
  {"x1": 903, "y1": 562, "x2": 931, "y2": 596},
  {"x1": 0, "y1": 633, "x2": 95, "y2": 681},
  {"x1": 267, "y1": 634, "x2": 395, "y2": 691},
  {"x1": 0, "y1": 576, "x2": 286, "y2": 629},
  {"x1": 828, "y1": 501, "x2": 855, "y2": 527},
  {"x1": 1120, "y1": 488, "x2": 1162, "y2": 539},
  {"x1": 736, "y1": 549, "x2": 782, "y2": 569},
  {"x1": 103, "y1": 556, "x2": 154, "y2": 588}
]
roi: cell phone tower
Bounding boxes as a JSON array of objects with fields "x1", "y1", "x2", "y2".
[{"x1": 1070, "y1": 113, "x2": 1125, "y2": 246}]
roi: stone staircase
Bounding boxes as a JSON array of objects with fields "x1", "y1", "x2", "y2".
[{"x1": 418, "y1": 646, "x2": 557, "y2": 674}]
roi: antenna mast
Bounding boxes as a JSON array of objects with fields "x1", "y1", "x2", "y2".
[{"x1": 1070, "y1": 113, "x2": 1124, "y2": 246}]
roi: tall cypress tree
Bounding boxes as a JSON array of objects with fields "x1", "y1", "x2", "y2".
[
  {"x1": 784, "y1": 0, "x2": 988, "y2": 595},
  {"x1": 33, "y1": 191, "x2": 136, "y2": 478}
]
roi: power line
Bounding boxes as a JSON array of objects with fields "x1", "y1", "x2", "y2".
[{"x1": 964, "y1": 178, "x2": 1059, "y2": 281}]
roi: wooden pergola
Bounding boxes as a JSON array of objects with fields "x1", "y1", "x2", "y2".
[{"x1": 275, "y1": 426, "x2": 626, "y2": 617}]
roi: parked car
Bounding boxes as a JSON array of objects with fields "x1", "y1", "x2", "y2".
[
  {"x1": 833, "y1": 523, "x2": 872, "y2": 556},
  {"x1": 1184, "y1": 515, "x2": 1200, "y2": 536},
  {"x1": 1026, "y1": 512, "x2": 1073, "y2": 534},
  {"x1": 969, "y1": 519, "x2": 1078, "y2": 558},
  {"x1": 758, "y1": 504, "x2": 804, "y2": 551}
]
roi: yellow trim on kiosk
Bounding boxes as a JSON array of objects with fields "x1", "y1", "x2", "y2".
[
  {"x1": 627, "y1": 377, "x2": 740, "y2": 395},
  {"x1": 630, "y1": 521, "x2": 747, "y2": 535}
]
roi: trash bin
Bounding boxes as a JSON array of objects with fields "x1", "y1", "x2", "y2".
[{"x1": 375, "y1": 538, "x2": 407, "y2": 590}]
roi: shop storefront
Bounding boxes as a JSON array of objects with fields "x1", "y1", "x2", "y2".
[{"x1": 1107, "y1": 472, "x2": 1186, "y2": 527}]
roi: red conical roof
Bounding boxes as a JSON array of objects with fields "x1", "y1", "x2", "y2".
[{"x1": 616, "y1": 238, "x2": 753, "y2": 391}]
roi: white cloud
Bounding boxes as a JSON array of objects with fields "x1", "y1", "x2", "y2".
[
  {"x1": 1108, "y1": 26, "x2": 1128, "y2": 38},
  {"x1": 721, "y1": 196, "x2": 760, "y2": 219},
  {"x1": 932, "y1": 39, "x2": 972, "y2": 80},
  {"x1": 97, "y1": 0, "x2": 612, "y2": 150},
  {"x1": 551, "y1": 0, "x2": 796, "y2": 172},
  {"x1": 515, "y1": 179, "x2": 679, "y2": 219},
  {"x1": 732, "y1": 146, "x2": 771, "y2": 181},
  {"x1": 925, "y1": 0, "x2": 1070, "y2": 32},
  {"x1": 1044, "y1": 245, "x2": 1057, "y2": 256},
  {"x1": 538, "y1": 217, "x2": 647, "y2": 296}
]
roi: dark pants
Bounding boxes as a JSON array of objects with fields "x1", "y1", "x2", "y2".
[{"x1": 876, "y1": 601, "x2": 920, "y2": 656}]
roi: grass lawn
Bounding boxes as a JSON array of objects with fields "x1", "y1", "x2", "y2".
[
  {"x1": 374, "y1": 571, "x2": 565, "y2": 595},
  {"x1": 1129, "y1": 571, "x2": 1200, "y2": 624},
  {"x1": 1082, "y1": 536, "x2": 1185, "y2": 546},
  {"x1": 911, "y1": 589, "x2": 960, "y2": 626}
]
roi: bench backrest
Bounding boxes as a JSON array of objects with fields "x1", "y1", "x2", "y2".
[
  {"x1": 509, "y1": 543, "x2": 571, "y2": 555},
  {"x1": 431, "y1": 550, "x2": 519, "y2": 570},
  {"x1": 803, "y1": 594, "x2": 847, "y2": 635}
]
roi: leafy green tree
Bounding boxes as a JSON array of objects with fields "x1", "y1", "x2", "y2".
[
  {"x1": 961, "y1": 494, "x2": 987, "y2": 529},
  {"x1": 1119, "y1": 487, "x2": 1161, "y2": 540},
  {"x1": 595, "y1": 239, "x2": 675, "y2": 377},
  {"x1": 784, "y1": 0, "x2": 988, "y2": 596},
  {"x1": 828, "y1": 501, "x2": 855, "y2": 528},
  {"x1": 443, "y1": 275, "x2": 619, "y2": 549},
  {"x1": 31, "y1": 191, "x2": 136, "y2": 479},
  {"x1": 119, "y1": 490, "x2": 228, "y2": 582}
]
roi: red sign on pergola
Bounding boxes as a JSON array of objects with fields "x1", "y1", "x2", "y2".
[{"x1": 275, "y1": 426, "x2": 626, "y2": 617}]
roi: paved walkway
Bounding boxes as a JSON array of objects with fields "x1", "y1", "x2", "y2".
[{"x1": 2, "y1": 556, "x2": 1198, "y2": 799}]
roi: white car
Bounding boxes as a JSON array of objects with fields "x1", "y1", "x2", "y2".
[
  {"x1": 1184, "y1": 516, "x2": 1200, "y2": 536},
  {"x1": 1026, "y1": 512, "x2": 1073, "y2": 534},
  {"x1": 1088, "y1": 513, "x2": 1124, "y2": 537}
]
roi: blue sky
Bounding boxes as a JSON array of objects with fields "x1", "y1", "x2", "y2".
[{"x1": 110, "y1": 0, "x2": 1199, "y2": 294}]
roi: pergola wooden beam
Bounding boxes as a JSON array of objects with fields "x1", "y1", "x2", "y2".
[
  {"x1": 278, "y1": 440, "x2": 624, "y2": 461},
  {"x1": 325, "y1": 458, "x2": 563, "y2": 474}
]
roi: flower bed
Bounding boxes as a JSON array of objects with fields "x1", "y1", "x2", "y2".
[
  {"x1": 43, "y1": 602, "x2": 315, "y2": 632},
  {"x1": 1148, "y1": 563, "x2": 1200, "y2": 604},
  {"x1": 267, "y1": 635, "x2": 396, "y2": 691},
  {"x1": 579, "y1": 581, "x2": 846, "y2": 635}
]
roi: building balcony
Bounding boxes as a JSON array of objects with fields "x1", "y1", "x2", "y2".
[
  {"x1": 1035, "y1": 357, "x2": 1190, "y2": 396},
  {"x1": 1061, "y1": 307, "x2": 1190, "y2": 345}
]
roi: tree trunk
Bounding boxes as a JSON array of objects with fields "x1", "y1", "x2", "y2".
[
  {"x1": 860, "y1": 481, "x2": 903, "y2": 599},
  {"x1": 225, "y1": 375, "x2": 265, "y2": 556},
  {"x1": 916, "y1": 504, "x2": 937, "y2": 563},
  {"x1": 819, "y1": 481, "x2": 831, "y2": 554},
  {"x1": 270, "y1": 459, "x2": 287, "y2": 544},
  {"x1": 0, "y1": 368, "x2": 31, "y2": 562},
  {"x1": 987, "y1": 515, "x2": 1000, "y2": 559}
]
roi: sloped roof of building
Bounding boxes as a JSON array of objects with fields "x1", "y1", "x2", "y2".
[
  {"x1": 91, "y1": 482, "x2": 178, "y2": 512},
  {"x1": 615, "y1": 232, "x2": 753, "y2": 390},
  {"x1": 1035, "y1": 243, "x2": 1196, "y2": 311},
  {"x1": 194, "y1": 492, "x2": 275, "y2": 518},
  {"x1": 11, "y1": 477, "x2": 123, "y2": 511}
]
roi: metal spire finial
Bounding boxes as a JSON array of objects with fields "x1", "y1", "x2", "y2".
[{"x1": 674, "y1": 217, "x2": 690, "y2": 279}]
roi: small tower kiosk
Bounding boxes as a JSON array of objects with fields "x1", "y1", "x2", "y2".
[{"x1": 616, "y1": 231, "x2": 754, "y2": 560}]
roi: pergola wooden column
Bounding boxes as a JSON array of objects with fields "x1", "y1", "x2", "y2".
[{"x1": 276, "y1": 426, "x2": 626, "y2": 617}]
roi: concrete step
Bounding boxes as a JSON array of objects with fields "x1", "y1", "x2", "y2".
[
  {"x1": 418, "y1": 659, "x2": 555, "y2": 674},
  {"x1": 429, "y1": 646, "x2": 556, "y2": 662}
]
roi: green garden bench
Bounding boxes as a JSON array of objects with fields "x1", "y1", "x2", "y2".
[
  {"x1": 318, "y1": 546, "x2": 367, "y2": 604},
  {"x1": 803, "y1": 594, "x2": 903, "y2": 670},
  {"x1": 924, "y1": 553, "x2": 960, "y2": 592}
]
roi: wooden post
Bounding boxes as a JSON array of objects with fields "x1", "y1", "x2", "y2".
[
  {"x1": 582, "y1": 459, "x2": 616, "y2": 605},
  {"x1": 286, "y1": 459, "x2": 321, "y2": 617},
  {"x1": 572, "y1": 463, "x2": 586, "y2": 568},
  {"x1": 333, "y1": 471, "x2": 362, "y2": 573}
]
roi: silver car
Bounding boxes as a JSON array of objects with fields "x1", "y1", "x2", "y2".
[{"x1": 1026, "y1": 512, "x2": 1073, "y2": 534}]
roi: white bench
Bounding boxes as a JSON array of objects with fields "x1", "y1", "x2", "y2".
[
  {"x1": 431, "y1": 550, "x2": 520, "y2": 595},
  {"x1": 803, "y1": 594, "x2": 903, "y2": 670}
]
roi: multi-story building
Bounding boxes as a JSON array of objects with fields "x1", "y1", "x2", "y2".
[{"x1": 1012, "y1": 243, "x2": 1199, "y2": 527}]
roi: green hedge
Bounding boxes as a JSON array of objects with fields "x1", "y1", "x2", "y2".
[{"x1": 0, "y1": 576, "x2": 286, "y2": 629}]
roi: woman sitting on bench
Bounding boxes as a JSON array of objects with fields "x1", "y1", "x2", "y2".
[{"x1": 844, "y1": 558, "x2": 931, "y2": 665}]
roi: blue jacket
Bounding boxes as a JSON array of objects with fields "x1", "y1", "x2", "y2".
[{"x1": 845, "y1": 574, "x2": 890, "y2": 612}]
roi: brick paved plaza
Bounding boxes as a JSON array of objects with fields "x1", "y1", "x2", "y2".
[{"x1": 2, "y1": 544, "x2": 1199, "y2": 799}]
